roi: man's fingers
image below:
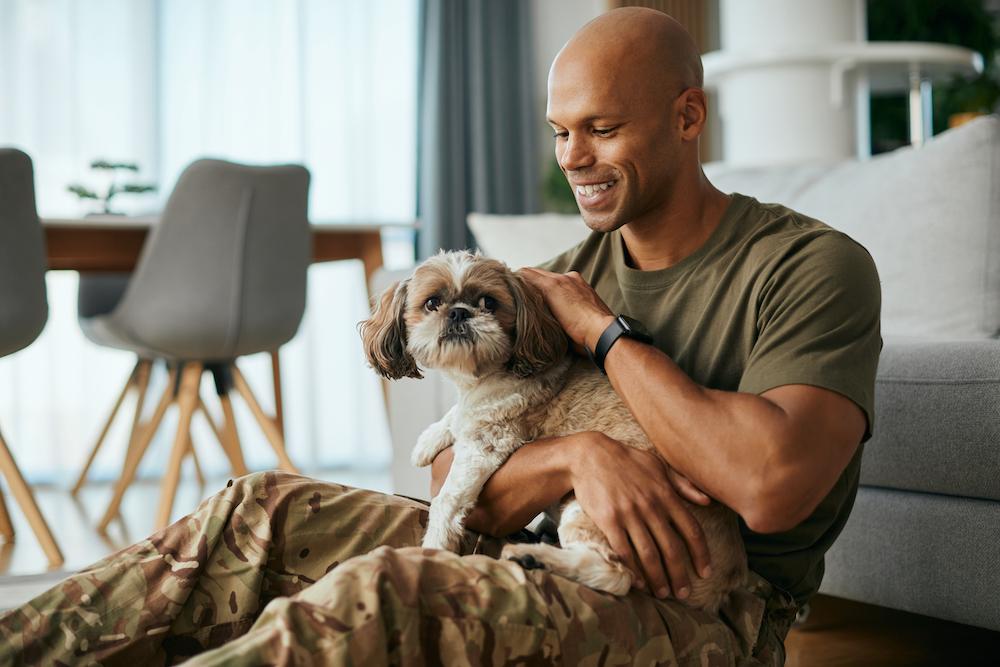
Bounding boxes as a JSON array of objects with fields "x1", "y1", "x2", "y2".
[
  {"x1": 517, "y1": 267, "x2": 556, "y2": 285},
  {"x1": 647, "y1": 517, "x2": 691, "y2": 599},
  {"x1": 668, "y1": 499, "x2": 713, "y2": 580},
  {"x1": 605, "y1": 525, "x2": 645, "y2": 591},
  {"x1": 626, "y1": 520, "x2": 670, "y2": 598},
  {"x1": 667, "y1": 468, "x2": 711, "y2": 506}
]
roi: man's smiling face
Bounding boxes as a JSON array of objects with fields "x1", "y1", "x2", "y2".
[
  {"x1": 545, "y1": 11, "x2": 704, "y2": 234},
  {"x1": 547, "y1": 64, "x2": 682, "y2": 234}
]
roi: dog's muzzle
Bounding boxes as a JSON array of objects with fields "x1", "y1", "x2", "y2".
[{"x1": 443, "y1": 307, "x2": 474, "y2": 339}]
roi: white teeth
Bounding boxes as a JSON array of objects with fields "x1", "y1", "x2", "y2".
[{"x1": 575, "y1": 181, "x2": 615, "y2": 197}]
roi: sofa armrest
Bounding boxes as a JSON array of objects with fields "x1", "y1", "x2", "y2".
[{"x1": 863, "y1": 337, "x2": 1000, "y2": 502}]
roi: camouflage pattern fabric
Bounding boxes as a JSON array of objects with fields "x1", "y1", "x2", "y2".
[{"x1": 0, "y1": 472, "x2": 796, "y2": 666}]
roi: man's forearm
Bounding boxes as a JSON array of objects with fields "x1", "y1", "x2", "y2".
[
  {"x1": 433, "y1": 435, "x2": 580, "y2": 537},
  {"x1": 602, "y1": 338, "x2": 854, "y2": 532}
]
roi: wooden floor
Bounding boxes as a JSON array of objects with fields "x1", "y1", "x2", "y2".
[
  {"x1": 787, "y1": 594, "x2": 1000, "y2": 667},
  {"x1": 3, "y1": 476, "x2": 999, "y2": 664}
]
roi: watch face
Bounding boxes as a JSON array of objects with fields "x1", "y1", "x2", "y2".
[{"x1": 619, "y1": 315, "x2": 651, "y2": 339}]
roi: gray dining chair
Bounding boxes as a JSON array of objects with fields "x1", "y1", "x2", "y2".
[
  {"x1": 0, "y1": 148, "x2": 64, "y2": 567},
  {"x1": 72, "y1": 276, "x2": 291, "y2": 498},
  {"x1": 79, "y1": 158, "x2": 311, "y2": 530},
  {"x1": 70, "y1": 274, "x2": 159, "y2": 497}
]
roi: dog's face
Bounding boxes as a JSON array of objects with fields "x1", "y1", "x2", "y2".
[{"x1": 360, "y1": 251, "x2": 567, "y2": 380}]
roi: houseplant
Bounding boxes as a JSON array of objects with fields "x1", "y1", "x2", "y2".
[{"x1": 67, "y1": 160, "x2": 157, "y2": 215}]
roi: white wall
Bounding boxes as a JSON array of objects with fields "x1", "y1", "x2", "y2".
[{"x1": 530, "y1": 0, "x2": 607, "y2": 168}]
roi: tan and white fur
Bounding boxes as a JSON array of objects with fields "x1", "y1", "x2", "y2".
[{"x1": 359, "y1": 250, "x2": 746, "y2": 612}]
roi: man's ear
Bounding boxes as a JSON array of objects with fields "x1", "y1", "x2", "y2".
[
  {"x1": 677, "y1": 88, "x2": 707, "y2": 139},
  {"x1": 505, "y1": 272, "x2": 568, "y2": 377},
  {"x1": 358, "y1": 280, "x2": 422, "y2": 380}
]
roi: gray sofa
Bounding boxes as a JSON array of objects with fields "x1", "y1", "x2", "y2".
[
  {"x1": 706, "y1": 115, "x2": 1000, "y2": 632},
  {"x1": 383, "y1": 114, "x2": 1000, "y2": 632}
]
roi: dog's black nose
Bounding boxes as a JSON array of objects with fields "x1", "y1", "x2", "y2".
[{"x1": 448, "y1": 307, "x2": 471, "y2": 323}]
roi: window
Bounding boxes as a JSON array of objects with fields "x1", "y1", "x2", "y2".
[{"x1": 0, "y1": 0, "x2": 418, "y2": 480}]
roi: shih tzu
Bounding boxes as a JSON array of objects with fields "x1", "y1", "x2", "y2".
[{"x1": 359, "y1": 250, "x2": 746, "y2": 612}]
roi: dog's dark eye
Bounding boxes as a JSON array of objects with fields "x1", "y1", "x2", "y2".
[
  {"x1": 424, "y1": 296, "x2": 442, "y2": 312},
  {"x1": 480, "y1": 295, "x2": 498, "y2": 312}
]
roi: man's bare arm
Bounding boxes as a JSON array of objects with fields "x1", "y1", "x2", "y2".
[
  {"x1": 430, "y1": 435, "x2": 577, "y2": 536},
  {"x1": 520, "y1": 267, "x2": 867, "y2": 534},
  {"x1": 604, "y1": 337, "x2": 865, "y2": 533}
]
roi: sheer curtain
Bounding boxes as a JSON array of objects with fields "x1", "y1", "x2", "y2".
[{"x1": 0, "y1": 0, "x2": 418, "y2": 482}]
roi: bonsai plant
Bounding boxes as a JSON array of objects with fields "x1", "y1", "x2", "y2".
[{"x1": 67, "y1": 160, "x2": 157, "y2": 215}]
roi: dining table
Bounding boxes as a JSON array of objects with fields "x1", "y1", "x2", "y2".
[
  {"x1": 42, "y1": 215, "x2": 398, "y2": 282},
  {"x1": 41, "y1": 215, "x2": 412, "y2": 434}
]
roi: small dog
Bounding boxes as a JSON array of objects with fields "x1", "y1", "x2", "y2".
[{"x1": 359, "y1": 250, "x2": 746, "y2": 612}]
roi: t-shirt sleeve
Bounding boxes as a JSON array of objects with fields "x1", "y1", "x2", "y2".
[
  {"x1": 738, "y1": 231, "x2": 882, "y2": 440},
  {"x1": 535, "y1": 241, "x2": 584, "y2": 272}
]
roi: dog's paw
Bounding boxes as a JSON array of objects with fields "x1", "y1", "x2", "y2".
[
  {"x1": 411, "y1": 428, "x2": 452, "y2": 468},
  {"x1": 501, "y1": 544, "x2": 548, "y2": 571},
  {"x1": 410, "y1": 443, "x2": 437, "y2": 468},
  {"x1": 422, "y1": 526, "x2": 460, "y2": 552}
]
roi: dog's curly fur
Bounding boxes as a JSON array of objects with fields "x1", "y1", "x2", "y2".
[{"x1": 359, "y1": 250, "x2": 747, "y2": 612}]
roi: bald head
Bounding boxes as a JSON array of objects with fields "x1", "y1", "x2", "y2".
[
  {"x1": 545, "y1": 8, "x2": 710, "y2": 233},
  {"x1": 552, "y1": 7, "x2": 703, "y2": 99}
]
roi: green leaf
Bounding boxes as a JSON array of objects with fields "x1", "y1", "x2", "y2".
[
  {"x1": 67, "y1": 184, "x2": 99, "y2": 200},
  {"x1": 122, "y1": 183, "x2": 157, "y2": 194},
  {"x1": 90, "y1": 159, "x2": 139, "y2": 172}
]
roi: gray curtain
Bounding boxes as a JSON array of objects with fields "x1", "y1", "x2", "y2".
[{"x1": 417, "y1": 0, "x2": 540, "y2": 258}]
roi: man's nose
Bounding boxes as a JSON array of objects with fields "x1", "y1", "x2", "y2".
[
  {"x1": 448, "y1": 307, "x2": 471, "y2": 323},
  {"x1": 558, "y1": 134, "x2": 595, "y2": 172}
]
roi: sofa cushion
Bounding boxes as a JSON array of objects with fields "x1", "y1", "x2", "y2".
[
  {"x1": 820, "y1": 486, "x2": 1000, "y2": 632},
  {"x1": 467, "y1": 212, "x2": 588, "y2": 268},
  {"x1": 861, "y1": 337, "x2": 1000, "y2": 502},
  {"x1": 707, "y1": 115, "x2": 1000, "y2": 339}
]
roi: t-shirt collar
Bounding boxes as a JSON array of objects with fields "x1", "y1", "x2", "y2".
[{"x1": 612, "y1": 193, "x2": 751, "y2": 291}]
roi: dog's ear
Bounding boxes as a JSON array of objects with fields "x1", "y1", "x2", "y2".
[
  {"x1": 505, "y1": 272, "x2": 568, "y2": 377},
  {"x1": 359, "y1": 280, "x2": 422, "y2": 380}
]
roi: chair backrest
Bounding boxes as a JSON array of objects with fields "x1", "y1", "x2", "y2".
[
  {"x1": 111, "y1": 158, "x2": 311, "y2": 360},
  {"x1": 0, "y1": 149, "x2": 48, "y2": 358},
  {"x1": 77, "y1": 273, "x2": 130, "y2": 320}
]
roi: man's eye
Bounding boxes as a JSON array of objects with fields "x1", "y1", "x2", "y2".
[
  {"x1": 424, "y1": 296, "x2": 442, "y2": 311},
  {"x1": 594, "y1": 127, "x2": 616, "y2": 137},
  {"x1": 480, "y1": 295, "x2": 497, "y2": 311},
  {"x1": 552, "y1": 130, "x2": 568, "y2": 139}
]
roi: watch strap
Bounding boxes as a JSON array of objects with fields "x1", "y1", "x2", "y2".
[{"x1": 590, "y1": 315, "x2": 651, "y2": 373}]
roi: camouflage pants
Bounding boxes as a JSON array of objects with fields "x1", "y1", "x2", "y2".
[{"x1": 0, "y1": 471, "x2": 796, "y2": 666}]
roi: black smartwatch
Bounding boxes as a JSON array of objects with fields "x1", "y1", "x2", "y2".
[{"x1": 589, "y1": 314, "x2": 653, "y2": 373}]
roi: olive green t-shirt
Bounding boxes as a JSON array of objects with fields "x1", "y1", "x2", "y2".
[{"x1": 538, "y1": 193, "x2": 882, "y2": 605}]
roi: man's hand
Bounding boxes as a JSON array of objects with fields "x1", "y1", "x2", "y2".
[
  {"x1": 570, "y1": 432, "x2": 713, "y2": 600},
  {"x1": 519, "y1": 268, "x2": 614, "y2": 353},
  {"x1": 430, "y1": 432, "x2": 713, "y2": 599}
]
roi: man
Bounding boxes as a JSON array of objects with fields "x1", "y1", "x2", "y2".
[{"x1": 0, "y1": 8, "x2": 879, "y2": 666}]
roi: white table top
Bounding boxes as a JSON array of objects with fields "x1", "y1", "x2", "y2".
[{"x1": 703, "y1": 41, "x2": 984, "y2": 92}]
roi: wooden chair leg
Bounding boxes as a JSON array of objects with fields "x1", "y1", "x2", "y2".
[
  {"x1": 0, "y1": 489, "x2": 14, "y2": 541},
  {"x1": 155, "y1": 362, "x2": 202, "y2": 529},
  {"x1": 71, "y1": 359, "x2": 142, "y2": 495},
  {"x1": 207, "y1": 393, "x2": 249, "y2": 477},
  {"x1": 0, "y1": 427, "x2": 63, "y2": 567},
  {"x1": 231, "y1": 364, "x2": 297, "y2": 473},
  {"x1": 98, "y1": 367, "x2": 177, "y2": 532},
  {"x1": 270, "y1": 349, "x2": 285, "y2": 437},
  {"x1": 120, "y1": 359, "x2": 153, "y2": 468},
  {"x1": 197, "y1": 396, "x2": 224, "y2": 446},
  {"x1": 187, "y1": 434, "x2": 205, "y2": 487}
]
